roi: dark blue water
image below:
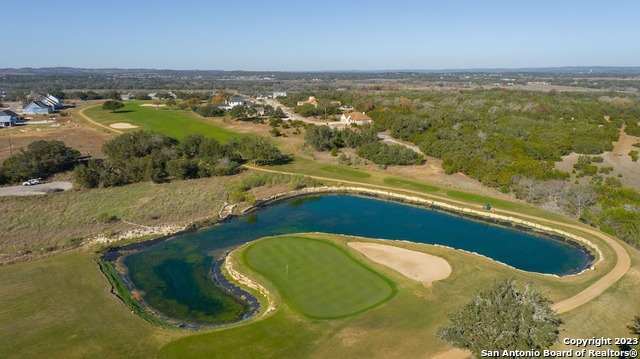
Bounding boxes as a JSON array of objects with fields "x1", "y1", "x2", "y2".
[{"x1": 122, "y1": 194, "x2": 591, "y2": 325}]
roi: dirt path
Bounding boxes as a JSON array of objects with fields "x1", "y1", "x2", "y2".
[
  {"x1": 243, "y1": 164, "x2": 631, "y2": 359},
  {"x1": 76, "y1": 104, "x2": 123, "y2": 135}
]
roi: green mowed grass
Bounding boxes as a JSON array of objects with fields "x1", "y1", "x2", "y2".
[
  {"x1": 244, "y1": 236, "x2": 394, "y2": 318},
  {"x1": 161, "y1": 233, "x2": 638, "y2": 358},
  {"x1": 0, "y1": 233, "x2": 633, "y2": 358},
  {"x1": 383, "y1": 177, "x2": 439, "y2": 192},
  {"x1": 0, "y1": 252, "x2": 185, "y2": 359},
  {"x1": 446, "y1": 189, "x2": 522, "y2": 210},
  {"x1": 83, "y1": 101, "x2": 238, "y2": 141},
  {"x1": 318, "y1": 165, "x2": 371, "y2": 180}
]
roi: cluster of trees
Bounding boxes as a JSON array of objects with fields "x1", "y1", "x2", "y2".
[
  {"x1": 437, "y1": 279, "x2": 562, "y2": 358},
  {"x1": 102, "y1": 100, "x2": 125, "y2": 112},
  {"x1": 304, "y1": 124, "x2": 422, "y2": 166},
  {"x1": 343, "y1": 89, "x2": 640, "y2": 244},
  {"x1": 363, "y1": 90, "x2": 633, "y2": 191},
  {"x1": 305, "y1": 124, "x2": 378, "y2": 151},
  {"x1": 439, "y1": 279, "x2": 640, "y2": 358},
  {"x1": 0, "y1": 141, "x2": 81, "y2": 184},
  {"x1": 74, "y1": 131, "x2": 287, "y2": 188},
  {"x1": 356, "y1": 142, "x2": 423, "y2": 166},
  {"x1": 510, "y1": 176, "x2": 640, "y2": 246},
  {"x1": 195, "y1": 104, "x2": 225, "y2": 117}
]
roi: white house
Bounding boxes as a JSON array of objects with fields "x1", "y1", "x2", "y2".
[
  {"x1": 340, "y1": 111, "x2": 373, "y2": 126},
  {"x1": 273, "y1": 91, "x2": 287, "y2": 98},
  {"x1": 228, "y1": 97, "x2": 246, "y2": 107}
]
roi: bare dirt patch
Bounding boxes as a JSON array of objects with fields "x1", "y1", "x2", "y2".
[
  {"x1": 0, "y1": 118, "x2": 113, "y2": 161},
  {"x1": 109, "y1": 122, "x2": 138, "y2": 129},
  {"x1": 139, "y1": 103, "x2": 167, "y2": 108},
  {"x1": 555, "y1": 127, "x2": 640, "y2": 190},
  {"x1": 348, "y1": 241, "x2": 451, "y2": 286}
]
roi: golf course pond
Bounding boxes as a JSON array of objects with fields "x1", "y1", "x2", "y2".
[{"x1": 105, "y1": 194, "x2": 593, "y2": 327}]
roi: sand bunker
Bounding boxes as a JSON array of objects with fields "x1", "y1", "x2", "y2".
[
  {"x1": 140, "y1": 103, "x2": 166, "y2": 107},
  {"x1": 109, "y1": 122, "x2": 138, "y2": 129},
  {"x1": 348, "y1": 242, "x2": 451, "y2": 286}
]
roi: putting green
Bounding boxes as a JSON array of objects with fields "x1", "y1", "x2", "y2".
[
  {"x1": 84, "y1": 101, "x2": 238, "y2": 141},
  {"x1": 244, "y1": 236, "x2": 395, "y2": 318}
]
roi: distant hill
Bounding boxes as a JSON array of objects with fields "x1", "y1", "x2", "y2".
[{"x1": 1, "y1": 66, "x2": 639, "y2": 76}]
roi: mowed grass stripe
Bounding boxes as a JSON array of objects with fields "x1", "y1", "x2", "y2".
[
  {"x1": 383, "y1": 177, "x2": 439, "y2": 192},
  {"x1": 319, "y1": 165, "x2": 371, "y2": 179},
  {"x1": 84, "y1": 101, "x2": 238, "y2": 141},
  {"x1": 244, "y1": 236, "x2": 394, "y2": 319}
]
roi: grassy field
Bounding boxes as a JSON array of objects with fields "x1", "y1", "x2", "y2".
[
  {"x1": 319, "y1": 165, "x2": 372, "y2": 180},
  {"x1": 2, "y1": 104, "x2": 638, "y2": 357},
  {"x1": 82, "y1": 101, "x2": 238, "y2": 141},
  {"x1": 0, "y1": 175, "x2": 231, "y2": 256},
  {"x1": 0, "y1": 251, "x2": 186, "y2": 359},
  {"x1": 159, "y1": 233, "x2": 640, "y2": 358},
  {"x1": 0, "y1": 231, "x2": 636, "y2": 358},
  {"x1": 383, "y1": 177, "x2": 439, "y2": 193},
  {"x1": 244, "y1": 236, "x2": 394, "y2": 318}
]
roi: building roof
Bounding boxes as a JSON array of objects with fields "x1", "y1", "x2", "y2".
[
  {"x1": 0, "y1": 109, "x2": 19, "y2": 117},
  {"x1": 345, "y1": 112, "x2": 372, "y2": 121},
  {"x1": 45, "y1": 94, "x2": 62, "y2": 103},
  {"x1": 25, "y1": 101, "x2": 51, "y2": 109}
]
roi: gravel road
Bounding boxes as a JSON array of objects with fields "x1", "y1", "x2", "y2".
[{"x1": 0, "y1": 182, "x2": 73, "y2": 196}]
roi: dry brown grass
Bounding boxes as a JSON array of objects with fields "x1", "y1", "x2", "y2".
[
  {"x1": 0, "y1": 175, "x2": 234, "y2": 257},
  {"x1": 0, "y1": 116, "x2": 113, "y2": 161}
]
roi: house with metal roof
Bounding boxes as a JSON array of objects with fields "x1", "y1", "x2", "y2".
[
  {"x1": 23, "y1": 101, "x2": 52, "y2": 114},
  {"x1": 0, "y1": 110, "x2": 20, "y2": 127},
  {"x1": 41, "y1": 94, "x2": 63, "y2": 110}
]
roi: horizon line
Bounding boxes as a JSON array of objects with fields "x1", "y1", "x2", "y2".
[{"x1": 2, "y1": 65, "x2": 640, "y2": 73}]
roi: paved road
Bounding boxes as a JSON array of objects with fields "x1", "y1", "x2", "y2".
[
  {"x1": 378, "y1": 134, "x2": 425, "y2": 155},
  {"x1": 0, "y1": 182, "x2": 73, "y2": 196},
  {"x1": 262, "y1": 98, "x2": 318, "y2": 124}
]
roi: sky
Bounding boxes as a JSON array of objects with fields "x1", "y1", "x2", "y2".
[{"x1": 3, "y1": 0, "x2": 639, "y2": 71}]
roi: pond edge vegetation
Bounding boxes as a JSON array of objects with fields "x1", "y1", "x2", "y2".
[{"x1": 99, "y1": 185, "x2": 606, "y2": 330}]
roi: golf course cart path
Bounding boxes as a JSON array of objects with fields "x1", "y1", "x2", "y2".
[
  {"x1": 348, "y1": 242, "x2": 451, "y2": 286},
  {"x1": 243, "y1": 164, "x2": 631, "y2": 359},
  {"x1": 77, "y1": 104, "x2": 123, "y2": 134}
]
